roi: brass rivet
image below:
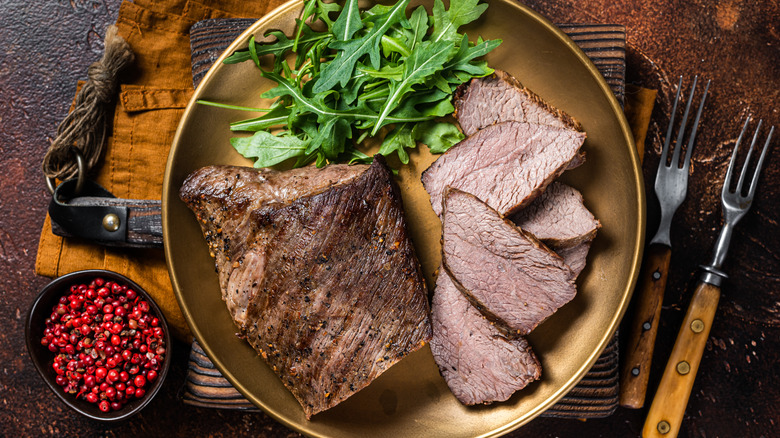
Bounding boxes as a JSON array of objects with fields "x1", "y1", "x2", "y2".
[
  {"x1": 691, "y1": 319, "x2": 705, "y2": 333},
  {"x1": 677, "y1": 361, "x2": 691, "y2": 375},
  {"x1": 102, "y1": 213, "x2": 120, "y2": 232},
  {"x1": 657, "y1": 420, "x2": 671, "y2": 434}
]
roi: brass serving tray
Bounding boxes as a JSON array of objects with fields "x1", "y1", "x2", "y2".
[{"x1": 162, "y1": 1, "x2": 645, "y2": 436}]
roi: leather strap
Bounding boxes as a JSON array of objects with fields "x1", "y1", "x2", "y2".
[{"x1": 49, "y1": 179, "x2": 163, "y2": 248}]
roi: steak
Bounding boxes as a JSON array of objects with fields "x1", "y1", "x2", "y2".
[
  {"x1": 422, "y1": 121, "x2": 585, "y2": 217},
  {"x1": 441, "y1": 188, "x2": 577, "y2": 336},
  {"x1": 454, "y1": 69, "x2": 582, "y2": 136},
  {"x1": 180, "y1": 156, "x2": 432, "y2": 419},
  {"x1": 509, "y1": 182, "x2": 600, "y2": 277},
  {"x1": 453, "y1": 69, "x2": 585, "y2": 169},
  {"x1": 430, "y1": 268, "x2": 541, "y2": 405},
  {"x1": 554, "y1": 241, "x2": 593, "y2": 278},
  {"x1": 180, "y1": 163, "x2": 368, "y2": 328},
  {"x1": 510, "y1": 182, "x2": 599, "y2": 247}
]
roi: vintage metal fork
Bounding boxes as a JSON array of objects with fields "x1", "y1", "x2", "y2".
[
  {"x1": 620, "y1": 76, "x2": 709, "y2": 408},
  {"x1": 643, "y1": 117, "x2": 774, "y2": 438},
  {"x1": 700, "y1": 118, "x2": 775, "y2": 286}
]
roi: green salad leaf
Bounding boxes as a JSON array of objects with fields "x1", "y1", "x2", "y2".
[
  {"x1": 431, "y1": 0, "x2": 489, "y2": 43},
  {"x1": 332, "y1": 0, "x2": 363, "y2": 41},
  {"x1": 231, "y1": 131, "x2": 308, "y2": 168},
  {"x1": 313, "y1": 0, "x2": 410, "y2": 92},
  {"x1": 205, "y1": 0, "x2": 501, "y2": 168}
]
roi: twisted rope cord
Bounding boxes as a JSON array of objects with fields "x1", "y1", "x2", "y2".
[{"x1": 42, "y1": 25, "x2": 135, "y2": 182}]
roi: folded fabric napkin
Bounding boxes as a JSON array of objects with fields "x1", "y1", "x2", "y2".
[{"x1": 35, "y1": 0, "x2": 287, "y2": 341}]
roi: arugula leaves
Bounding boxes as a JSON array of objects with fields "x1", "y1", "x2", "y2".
[
  {"x1": 231, "y1": 131, "x2": 308, "y2": 168},
  {"x1": 431, "y1": 0, "x2": 488, "y2": 42},
  {"x1": 371, "y1": 40, "x2": 454, "y2": 135},
  {"x1": 212, "y1": 0, "x2": 501, "y2": 168},
  {"x1": 313, "y1": 0, "x2": 410, "y2": 93},
  {"x1": 331, "y1": 0, "x2": 362, "y2": 41}
]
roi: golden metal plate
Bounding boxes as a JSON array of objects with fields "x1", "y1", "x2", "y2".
[{"x1": 162, "y1": 1, "x2": 645, "y2": 436}]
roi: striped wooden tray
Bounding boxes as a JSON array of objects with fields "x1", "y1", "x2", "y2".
[{"x1": 182, "y1": 19, "x2": 627, "y2": 419}]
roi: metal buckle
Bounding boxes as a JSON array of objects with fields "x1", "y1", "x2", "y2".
[{"x1": 46, "y1": 148, "x2": 86, "y2": 196}]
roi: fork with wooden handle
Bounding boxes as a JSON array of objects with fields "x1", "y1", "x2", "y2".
[
  {"x1": 643, "y1": 117, "x2": 774, "y2": 438},
  {"x1": 619, "y1": 76, "x2": 709, "y2": 409}
]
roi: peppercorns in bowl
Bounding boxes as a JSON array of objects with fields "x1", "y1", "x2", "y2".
[{"x1": 25, "y1": 270, "x2": 172, "y2": 421}]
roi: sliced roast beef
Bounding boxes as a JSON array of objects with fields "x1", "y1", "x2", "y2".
[
  {"x1": 509, "y1": 182, "x2": 600, "y2": 277},
  {"x1": 422, "y1": 121, "x2": 585, "y2": 217},
  {"x1": 510, "y1": 182, "x2": 599, "y2": 247},
  {"x1": 554, "y1": 241, "x2": 593, "y2": 278},
  {"x1": 180, "y1": 156, "x2": 431, "y2": 419},
  {"x1": 442, "y1": 188, "x2": 577, "y2": 336},
  {"x1": 430, "y1": 268, "x2": 541, "y2": 405},
  {"x1": 454, "y1": 69, "x2": 585, "y2": 169},
  {"x1": 454, "y1": 69, "x2": 582, "y2": 136}
]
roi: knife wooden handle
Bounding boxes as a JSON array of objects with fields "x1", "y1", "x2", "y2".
[
  {"x1": 642, "y1": 281, "x2": 721, "y2": 438},
  {"x1": 619, "y1": 244, "x2": 671, "y2": 408}
]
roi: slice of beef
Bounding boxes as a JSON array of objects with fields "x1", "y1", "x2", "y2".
[
  {"x1": 510, "y1": 182, "x2": 599, "y2": 248},
  {"x1": 422, "y1": 121, "x2": 585, "y2": 217},
  {"x1": 509, "y1": 181, "x2": 600, "y2": 277},
  {"x1": 180, "y1": 156, "x2": 432, "y2": 419},
  {"x1": 555, "y1": 241, "x2": 593, "y2": 278},
  {"x1": 453, "y1": 69, "x2": 586, "y2": 169},
  {"x1": 442, "y1": 188, "x2": 577, "y2": 336},
  {"x1": 430, "y1": 268, "x2": 541, "y2": 405},
  {"x1": 454, "y1": 69, "x2": 582, "y2": 137}
]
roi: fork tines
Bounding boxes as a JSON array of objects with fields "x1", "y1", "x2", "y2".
[
  {"x1": 660, "y1": 76, "x2": 711, "y2": 171},
  {"x1": 724, "y1": 116, "x2": 775, "y2": 199}
]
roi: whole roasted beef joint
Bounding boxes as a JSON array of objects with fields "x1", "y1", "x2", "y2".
[{"x1": 180, "y1": 156, "x2": 432, "y2": 419}]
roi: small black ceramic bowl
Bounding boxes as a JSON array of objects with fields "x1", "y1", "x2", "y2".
[{"x1": 26, "y1": 269, "x2": 172, "y2": 422}]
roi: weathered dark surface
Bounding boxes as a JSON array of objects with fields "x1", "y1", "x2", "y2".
[{"x1": 1, "y1": 0, "x2": 778, "y2": 437}]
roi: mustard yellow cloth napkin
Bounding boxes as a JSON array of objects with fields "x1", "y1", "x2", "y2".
[{"x1": 35, "y1": 0, "x2": 286, "y2": 341}]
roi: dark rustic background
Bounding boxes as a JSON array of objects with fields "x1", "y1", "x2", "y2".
[{"x1": 1, "y1": 0, "x2": 777, "y2": 436}]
